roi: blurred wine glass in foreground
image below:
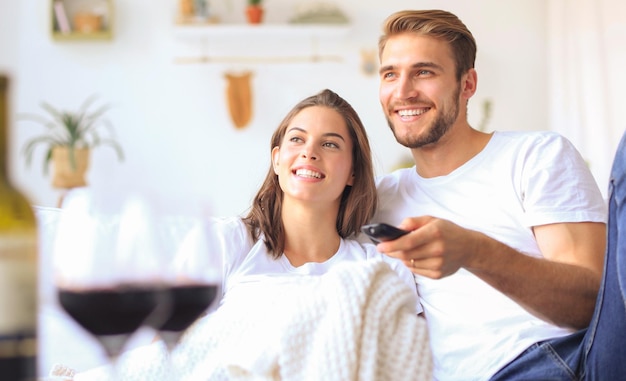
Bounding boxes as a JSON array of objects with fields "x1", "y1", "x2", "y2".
[
  {"x1": 53, "y1": 193, "x2": 164, "y2": 376},
  {"x1": 149, "y1": 217, "x2": 223, "y2": 353}
]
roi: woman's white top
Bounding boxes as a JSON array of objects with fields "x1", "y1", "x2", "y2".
[{"x1": 207, "y1": 216, "x2": 420, "y2": 313}]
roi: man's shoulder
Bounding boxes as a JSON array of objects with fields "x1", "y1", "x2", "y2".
[
  {"x1": 376, "y1": 167, "x2": 414, "y2": 191},
  {"x1": 489, "y1": 130, "x2": 576, "y2": 159},
  {"x1": 493, "y1": 130, "x2": 569, "y2": 146},
  {"x1": 374, "y1": 168, "x2": 418, "y2": 220}
]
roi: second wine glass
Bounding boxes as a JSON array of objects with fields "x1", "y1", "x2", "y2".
[{"x1": 149, "y1": 216, "x2": 224, "y2": 353}]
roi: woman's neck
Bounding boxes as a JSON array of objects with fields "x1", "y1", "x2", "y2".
[{"x1": 281, "y1": 202, "x2": 342, "y2": 267}]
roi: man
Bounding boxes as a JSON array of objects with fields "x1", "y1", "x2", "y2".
[{"x1": 370, "y1": 9, "x2": 621, "y2": 380}]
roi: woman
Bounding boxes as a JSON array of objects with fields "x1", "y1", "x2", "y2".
[
  {"x1": 65, "y1": 89, "x2": 424, "y2": 380},
  {"x1": 172, "y1": 88, "x2": 423, "y2": 380},
  {"x1": 211, "y1": 88, "x2": 416, "y2": 299}
]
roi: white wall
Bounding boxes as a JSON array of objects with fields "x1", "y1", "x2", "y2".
[{"x1": 1, "y1": 0, "x2": 548, "y2": 217}]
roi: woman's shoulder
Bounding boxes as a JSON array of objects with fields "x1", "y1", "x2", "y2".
[
  {"x1": 206, "y1": 216, "x2": 255, "y2": 255},
  {"x1": 341, "y1": 238, "x2": 418, "y2": 301},
  {"x1": 208, "y1": 215, "x2": 245, "y2": 227},
  {"x1": 341, "y1": 238, "x2": 405, "y2": 269},
  {"x1": 341, "y1": 238, "x2": 379, "y2": 259}
]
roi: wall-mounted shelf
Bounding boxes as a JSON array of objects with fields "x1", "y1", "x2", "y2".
[
  {"x1": 173, "y1": 23, "x2": 350, "y2": 38},
  {"x1": 51, "y1": 0, "x2": 113, "y2": 41},
  {"x1": 173, "y1": 22, "x2": 350, "y2": 65},
  {"x1": 174, "y1": 54, "x2": 344, "y2": 65}
]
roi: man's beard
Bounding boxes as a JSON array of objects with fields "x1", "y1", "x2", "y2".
[{"x1": 387, "y1": 85, "x2": 461, "y2": 149}]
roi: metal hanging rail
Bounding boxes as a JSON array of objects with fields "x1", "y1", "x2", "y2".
[
  {"x1": 174, "y1": 54, "x2": 343, "y2": 64},
  {"x1": 173, "y1": 24, "x2": 349, "y2": 65}
]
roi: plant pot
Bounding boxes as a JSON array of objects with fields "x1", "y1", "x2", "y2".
[
  {"x1": 51, "y1": 147, "x2": 90, "y2": 189},
  {"x1": 246, "y1": 5, "x2": 264, "y2": 24}
]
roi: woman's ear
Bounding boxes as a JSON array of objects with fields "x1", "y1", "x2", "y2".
[
  {"x1": 346, "y1": 172, "x2": 355, "y2": 186},
  {"x1": 271, "y1": 147, "x2": 280, "y2": 174}
]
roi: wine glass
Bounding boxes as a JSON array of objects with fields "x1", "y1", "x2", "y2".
[
  {"x1": 53, "y1": 192, "x2": 165, "y2": 377},
  {"x1": 149, "y1": 215, "x2": 223, "y2": 353}
]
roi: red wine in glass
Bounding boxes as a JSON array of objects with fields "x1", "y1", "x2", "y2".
[
  {"x1": 149, "y1": 283, "x2": 219, "y2": 351},
  {"x1": 147, "y1": 215, "x2": 224, "y2": 354},
  {"x1": 58, "y1": 284, "x2": 161, "y2": 359}
]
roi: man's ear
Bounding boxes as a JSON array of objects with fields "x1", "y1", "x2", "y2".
[
  {"x1": 461, "y1": 68, "x2": 478, "y2": 100},
  {"x1": 271, "y1": 147, "x2": 280, "y2": 174}
]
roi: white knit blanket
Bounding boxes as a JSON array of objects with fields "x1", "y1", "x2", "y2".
[{"x1": 71, "y1": 260, "x2": 432, "y2": 381}]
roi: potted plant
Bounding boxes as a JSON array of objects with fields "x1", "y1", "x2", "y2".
[
  {"x1": 246, "y1": 0, "x2": 264, "y2": 24},
  {"x1": 20, "y1": 95, "x2": 124, "y2": 189}
]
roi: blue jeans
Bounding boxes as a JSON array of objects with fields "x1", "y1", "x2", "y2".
[{"x1": 491, "y1": 132, "x2": 626, "y2": 381}]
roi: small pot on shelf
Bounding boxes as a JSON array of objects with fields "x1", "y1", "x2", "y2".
[
  {"x1": 246, "y1": 0, "x2": 264, "y2": 24},
  {"x1": 74, "y1": 13, "x2": 102, "y2": 33}
]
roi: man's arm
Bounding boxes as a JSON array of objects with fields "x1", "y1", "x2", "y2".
[
  {"x1": 468, "y1": 221, "x2": 605, "y2": 329},
  {"x1": 377, "y1": 218, "x2": 606, "y2": 329}
]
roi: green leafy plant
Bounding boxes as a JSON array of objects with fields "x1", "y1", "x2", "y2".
[
  {"x1": 20, "y1": 95, "x2": 124, "y2": 175},
  {"x1": 248, "y1": 0, "x2": 262, "y2": 5}
]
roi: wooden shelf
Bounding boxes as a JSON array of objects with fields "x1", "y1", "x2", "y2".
[
  {"x1": 172, "y1": 19, "x2": 350, "y2": 65},
  {"x1": 51, "y1": 0, "x2": 114, "y2": 41},
  {"x1": 175, "y1": 21, "x2": 350, "y2": 64},
  {"x1": 173, "y1": 23, "x2": 350, "y2": 39},
  {"x1": 52, "y1": 30, "x2": 113, "y2": 41}
]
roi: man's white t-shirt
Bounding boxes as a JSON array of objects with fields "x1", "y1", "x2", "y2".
[
  {"x1": 205, "y1": 216, "x2": 420, "y2": 313},
  {"x1": 371, "y1": 131, "x2": 607, "y2": 381}
]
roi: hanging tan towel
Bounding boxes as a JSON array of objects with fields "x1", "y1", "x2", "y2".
[{"x1": 224, "y1": 71, "x2": 253, "y2": 129}]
